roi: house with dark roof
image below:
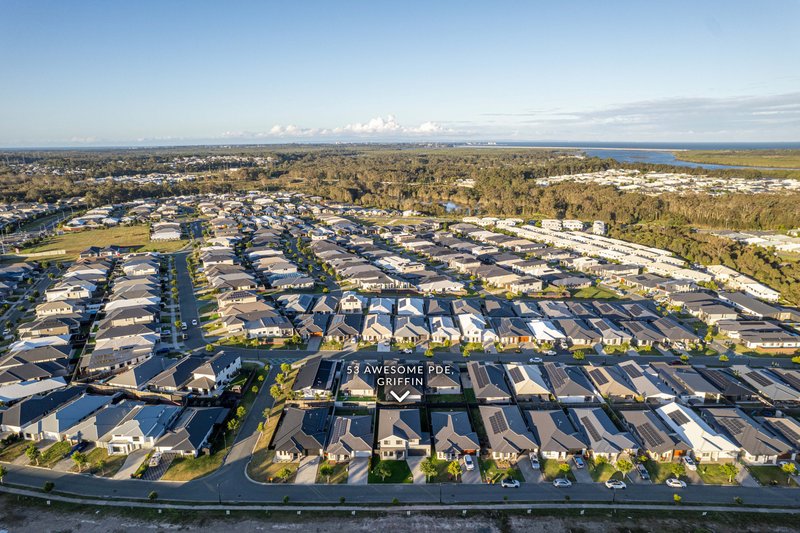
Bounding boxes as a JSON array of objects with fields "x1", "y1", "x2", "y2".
[
  {"x1": 431, "y1": 411, "x2": 480, "y2": 461},
  {"x1": 324, "y1": 314, "x2": 362, "y2": 342},
  {"x1": 184, "y1": 351, "x2": 242, "y2": 396},
  {"x1": 491, "y1": 317, "x2": 532, "y2": 344},
  {"x1": 619, "y1": 409, "x2": 689, "y2": 462},
  {"x1": 147, "y1": 356, "x2": 205, "y2": 393},
  {"x1": 426, "y1": 362, "x2": 461, "y2": 395},
  {"x1": 651, "y1": 362, "x2": 723, "y2": 404},
  {"x1": 527, "y1": 409, "x2": 588, "y2": 460},
  {"x1": 383, "y1": 361, "x2": 424, "y2": 402},
  {"x1": 542, "y1": 362, "x2": 599, "y2": 404},
  {"x1": 273, "y1": 407, "x2": 329, "y2": 461},
  {"x1": 760, "y1": 417, "x2": 800, "y2": 460},
  {"x1": 0, "y1": 386, "x2": 84, "y2": 433},
  {"x1": 377, "y1": 408, "x2": 430, "y2": 459},
  {"x1": 479, "y1": 404, "x2": 537, "y2": 461},
  {"x1": 731, "y1": 365, "x2": 800, "y2": 405},
  {"x1": 155, "y1": 407, "x2": 228, "y2": 457},
  {"x1": 467, "y1": 362, "x2": 512, "y2": 403},
  {"x1": 569, "y1": 407, "x2": 637, "y2": 463},
  {"x1": 293, "y1": 314, "x2": 330, "y2": 338},
  {"x1": 107, "y1": 356, "x2": 176, "y2": 391},
  {"x1": 339, "y1": 362, "x2": 377, "y2": 398},
  {"x1": 21, "y1": 393, "x2": 116, "y2": 441},
  {"x1": 701, "y1": 407, "x2": 793, "y2": 465},
  {"x1": 325, "y1": 415, "x2": 373, "y2": 462},
  {"x1": 292, "y1": 357, "x2": 339, "y2": 399},
  {"x1": 695, "y1": 367, "x2": 759, "y2": 403},
  {"x1": 584, "y1": 364, "x2": 638, "y2": 402}
]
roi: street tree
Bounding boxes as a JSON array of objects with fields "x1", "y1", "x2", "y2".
[
  {"x1": 72, "y1": 451, "x2": 88, "y2": 472},
  {"x1": 447, "y1": 460, "x2": 462, "y2": 480},
  {"x1": 721, "y1": 462, "x2": 739, "y2": 483},
  {"x1": 319, "y1": 463, "x2": 334, "y2": 483},
  {"x1": 420, "y1": 457, "x2": 438, "y2": 482},
  {"x1": 373, "y1": 461, "x2": 392, "y2": 481}
]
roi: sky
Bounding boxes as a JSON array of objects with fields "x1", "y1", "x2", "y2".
[{"x1": 1, "y1": 0, "x2": 799, "y2": 147}]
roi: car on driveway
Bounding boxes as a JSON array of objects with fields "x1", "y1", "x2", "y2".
[
  {"x1": 500, "y1": 478, "x2": 520, "y2": 488},
  {"x1": 666, "y1": 478, "x2": 686, "y2": 488},
  {"x1": 683, "y1": 456, "x2": 697, "y2": 471},
  {"x1": 464, "y1": 454, "x2": 475, "y2": 471},
  {"x1": 529, "y1": 357, "x2": 543, "y2": 364},
  {"x1": 636, "y1": 463, "x2": 650, "y2": 480},
  {"x1": 605, "y1": 479, "x2": 627, "y2": 490},
  {"x1": 529, "y1": 455, "x2": 540, "y2": 470},
  {"x1": 191, "y1": 319, "x2": 198, "y2": 326},
  {"x1": 552, "y1": 478, "x2": 572, "y2": 488},
  {"x1": 573, "y1": 455, "x2": 585, "y2": 468},
  {"x1": 181, "y1": 322, "x2": 188, "y2": 331}
]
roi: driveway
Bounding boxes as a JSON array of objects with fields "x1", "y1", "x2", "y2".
[
  {"x1": 516, "y1": 455, "x2": 542, "y2": 483},
  {"x1": 406, "y1": 456, "x2": 426, "y2": 484},
  {"x1": 112, "y1": 449, "x2": 148, "y2": 480},
  {"x1": 347, "y1": 457, "x2": 369, "y2": 485},
  {"x1": 461, "y1": 455, "x2": 482, "y2": 484},
  {"x1": 572, "y1": 463, "x2": 594, "y2": 484},
  {"x1": 307, "y1": 337, "x2": 322, "y2": 351},
  {"x1": 295, "y1": 456, "x2": 320, "y2": 485}
]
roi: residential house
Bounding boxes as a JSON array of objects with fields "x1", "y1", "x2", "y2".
[
  {"x1": 377, "y1": 409, "x2": 430, "y2": 459},
  {"x1": 325, "y1": 415, "x2": 373, "y2": 462},
  {"x1": 527, "y1": 409, "x2": 588, "y2": 460},
  {"x1": 479, "y1": 404, "x2": 538, "y2": 461},
  {"x1": 431, "y1": 411, "x2": 480, "y2": 461},
  {"x1": 468, "y1": 362, "x2": 512, "y2": 403},
  {"x1": 273, "y1": 407, "x2": 329, "y2": 461}
]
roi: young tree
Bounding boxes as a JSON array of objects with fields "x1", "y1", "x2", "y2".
[
  {"x1": 721, "y1": 462, "x2": 739, "y2": 483},
  {"x1": 0, "y1": 465, "x2": 7, "y2": 484},
  {"x1": 72, "y1": 451, "x2": 88, "y2": 472},
  {"x1": 616, "y1": 458, "x2": 633, "y2": 479},
  {"x1": 420, "y1": 456, "x2": 437, "y2": 482},
  {"x1": 270, "y1": 384, "x2": 283, "y2": 401},
  {"x1": 670, "y1": 462, "x2": 686, "y2": 479},
  {"x1": 373, "y1": 461, "x2": 392, "y2": 481},
  {"x1": 277, "y1": 467, "x2": 293, "y2": 482},
  {"x1": 97, "y1": 459, "x2": 107, "y2": 476},
  {"x1": 319, "y1": 462, "x2": 334, "y2": 483},
  {"x1": 280, "y1": 363, "x2": 292, "y2": 374},
  {"x1": 781, "y1": 462, "x2": 797, "y2": 484},
  {"x1": 447, "y1": 460, "x2": 462, "y2": 480},
  {"x1": 26, "y1": 443, "x2": 41, "y2": 466},
  {"x1": 148, "y1": 491, "x2": 158, "y2": 501},
  {"x1": 558, "y1": 463, "x2": 571, "y2": 479},
  {"x1": 424, "y1": 348, "x2": 434, "y2": 358},
  {"x1": 236, "y1": 406, "x2": 246, "y2": 419},
  {"x1": 572, "y1": 350, "x2": 585, "y2": 361}
]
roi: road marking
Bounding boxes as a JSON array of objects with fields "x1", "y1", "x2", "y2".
[{"x1": 389, "y1": 390, "x2": 410, "y2": 402}]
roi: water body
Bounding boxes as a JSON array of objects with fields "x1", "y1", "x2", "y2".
[{"x1": 460, "y1": 141, "x2": 800, "y2": 170}]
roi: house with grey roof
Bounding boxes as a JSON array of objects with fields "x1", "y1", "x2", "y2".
[
  {"x1": 619, "y1": 409, "x2": 689, "y2": 462},
  {"x1": 325, "y1": 415, "x2": 373, "y2": 462},
  {"x1": 504, "y1": 364, "x2": 551, "y2": 401},
  {"x1": 731, "y1": 365, "x2": 800, "y2": 404},
  {"x1": 527, "y1": 409, "x2": 588, "y2": 460},
  {"x1": 479, "y1": 404, "x2": 537, "y2": 461},
  {"x1": 21, "y1": 393, "x2": 117, "y2": 441},
  {"x1": 102, "y1": 403, "x2": 182, "y2": 454},
  {"x1": 361, "y1": 313, "x2": 393, "y2": 343},
  {"x1": 542, "y1": 362, "x2": 599, "y2": 404},
  {"x1": 107, "y1": 356, "x2": 176, "y2": 391},
  {"x1": 184, "y1": 351, "x2": 242, "y2": 396},
  {"x1": 569, "y1": 407, "x2": 637, "y2": 463},
  {"x1": 0, "y1": 386, "x2": 84, "y2": 434},
  {"x1": 616, "y1": 361, "x2": 676, "y2": 403},
  {"x1": 426, "y1": 362, "x2": 461, "y2": 395},
  {"x1": 155, "y1": 407, "x2": 228, "y2": 457},
  {"x1": 64, "y1": 401, "x2": 141, "y2": 444},
  {"x1": 377, "y1": 408, "x2": 430, "y2": 459},
  {"x1": 431, "y1": 411, "x2": 480, "y2": 461},
  {"x1": 273, "y1": 407, "x2": 329, "y2": 461},
  {"x1": 761, "y1": 417, "x2": 800, "y2": 460},
  {"x1": 651, "y1": 362, "x2": 723, "y2": 404},
  {"x1": 701, "y1": 407, "x2": 793, "y2": 465},
  {"x1": 584, "y1": 364, "x2": 638, "y2": 402},
  {"x1": 467, "y1": 362, "x2": 512, "y2": 403},
  {"x1": 339, "y1": 362, "x2": 377, "y2": 398},
  {"x1": 292, "y1": 357, "x2": 339, "y2": 399}
]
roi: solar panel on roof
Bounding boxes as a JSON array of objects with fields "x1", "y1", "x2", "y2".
[
  {"x1": 489, "y1": 411, "x2": 508, "y2": 434},
  {"x1": 718, "y1": 417, "x2": 746, "y2": 435},
  {"x1": 620, "y1": 363, "x2": 643, "y2": 379},
  {"x1": 581, "y1": 416, "x2": 602, "y2": 442},
  {"x1": 773, "y1": 420, "x2": 800, "y2": 442},
  {"x1": 746, "y1": 371, "x2": 773, "y2": 388},
  {"x1": 508, "y1": 367, "x2": 525, "y2": 384},
  {"x1": 474, "y1": 366, "x2": 490, "y2": 389},
  {"x1": 589, "y1": 369, "x2": 609, "y2": 386},
  {"x1": 668, "y1": 410, "x2": 691, "y2": 426},
  {"x1": 639, "y1": 422, "x2": 665, "y2": 448},
  {"x1": 548, "y1": 366, "x2": 566, "y2": 390}
]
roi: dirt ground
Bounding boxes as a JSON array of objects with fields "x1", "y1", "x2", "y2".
[{"x1": 0, "y1": 498, "x2": 798, "y2": 533}]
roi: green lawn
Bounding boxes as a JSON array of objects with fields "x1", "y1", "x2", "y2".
[
  {"x1": 588, "y1": 460, "x2": 623, "y2": 482},
  {"x1": 20, "y1": 225, "x2": 188, "y2": 259},
  {"x1": 464, "y1": 388, "x2": 477, "y2": 404},
  {"x1": 697, "y1": 463, "x2": 740, "y2": 485},
  {"x1": 368, "y1": 458, "x2": 413, "y2": 484},
  {"x1": 541, "y1": 458, "x2": 576, "y2": 482},
  {"x1": 675, "y1": 149, "x2": 800, "y2": 169},
  {"x1": 315, "y1": 459, "x2": 349, "y2": 484},
  {"x1": 40, "y1": 441, "x2": 73, "y2": 468},
  {"x1": 480, "y1": 458, "x2": 524, "y2": 484},
  {"x1": 747, "y1": 465, "x2": 798, "y2": 487},
  {"x1": 71, "y1": 447, "x2": 126, "y2": 477},
  {"x1": 247, "y1": 450, "x2": 299, "y2": 483},
  {"x1": 571, "y1": 286, "x2": 619, "y2": 299},
  {"x1": 0, "y1": 439, "x2": 29, "y2": 463},
  {"x1": 429, "y1": 457, "x2": 463, "y2": 483},
  {"x1": 161, "y1": 450, "x2": 227, "y2": 481},
  {"x1": 427, "y1": 394, "x2": 466, "y2": 404},
  {"x1": 643, "y1": 460, "x2": 688, "y2": 484}
]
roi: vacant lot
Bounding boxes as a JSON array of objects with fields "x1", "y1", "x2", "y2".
[{"x1": 20, "y1": 225, "x2": 187, "y2": 259}]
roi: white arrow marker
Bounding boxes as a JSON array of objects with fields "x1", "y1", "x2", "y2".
[{"x1": 389, "y1": 390, "x2": 410, "y2": 402}]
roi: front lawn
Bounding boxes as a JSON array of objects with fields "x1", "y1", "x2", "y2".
[
  {"x1": 571, "y1": 286, "x2": 619, "y2": 300},
  {"x1": 697, "y1": 463, "x2": 740, "y2": 485},
  {"x1": 0, "y1": 439, "x2": 29, "y2": 463},
  {"x1": 480, "y1": 458, "x2": 524, "y2": 484},
  {"x1": 315, "y1": 460, "x2": 349, "y2": 484},
  {"x1": 541, "y1": 458, "x2": 576, "y2": 482},
  {"x1": 368, "y1": 458, "x2": 412, "y2": 484},
  {"x1": 643, "y1": 460, "x2": 687, "y2": 484},
  {"x1": 748, "y1": 465, "x2": 798, "y2": 487},
  {"x1": 41, "y1": 441, "x2": 72, "y2": 468},
  {"x1": 429, "y1": 457, "x2": 463, "y2": 483},
  {"x1": 161, "y1": 450, "x2": 225, "y2": 481},
  {"x1": 588, "y1": 460, "x2": 623, "y2": 482},
  {"x1": 71, "y1": 447, "x2": 126, "y2": 477}
]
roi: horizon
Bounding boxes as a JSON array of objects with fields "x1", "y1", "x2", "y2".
[{"x1": 2, "y1": 1, "x2": 799, "y2": 147}]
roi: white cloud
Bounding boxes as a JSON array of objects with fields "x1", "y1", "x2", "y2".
[{"x1": 224, "y1": 115, "x2": 453, "y2": 140}]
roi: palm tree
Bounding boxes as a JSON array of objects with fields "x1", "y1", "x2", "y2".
[
  {"x1": 420, "y1": 457, "x2": 437, "y2": 482},
  {"x1": 447, "y1": 460, "x2": 462, "y2": 480},
  {"x1": 319, "y1": 462, "x2": 334, "y2": 483}
]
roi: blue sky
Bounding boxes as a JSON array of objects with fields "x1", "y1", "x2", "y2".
[{"x1": 1, "y1": 0, "x2": 799, "y2": 146}]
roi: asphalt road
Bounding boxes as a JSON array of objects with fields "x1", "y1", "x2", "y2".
[{"x1": 174, "y1": 251, "x2": 206, "y2": 351}]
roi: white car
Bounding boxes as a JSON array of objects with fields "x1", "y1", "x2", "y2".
[
  {"x1": 683, "y1": 456, "x2": 697, "y2": 471},
  {"x1": 500, "y1": 478, "x2": 520, "y2": 488},
  {"x1": 463, "y1": 455, "x2": 475, "y2": 471},
  {"x1": 544, "y1": 350, "x2": 557, "y2": 356},
  {"x1": 529, "y1": 455, "x2": 540, "y2": 470},
  {"x1": 552, "y1": 478, "x2": 572, "y2": 488},
  {"x1": 401, "y1": 348, "x2": 412, "y2": 354},
  {"x1": 191, "y1": 319, "x2": 198, "y2": 326},
  {"x1": 666, "y1": 478, "x2": 686, "y2": 488},
  {"x1": 605, "y1": 479, "x2": 627, "y2": 490},
  {"x1": 181, "y1": 322, "x2": 188, "y2": 331},
  {"x1": 529, "y1": 357, "x2": 543, "y2": 364}
]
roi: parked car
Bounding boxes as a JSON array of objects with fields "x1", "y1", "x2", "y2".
[
  {"x1": 683, "y1": 456, "x2": 697, "y2": 471},
  {"x1": 529, "y1": 454, "x2": 540, "y2": 470},
  {"x1": 181, "y1": 322, "x2": 188, "y2": 331},
  {"x1": 605, "y1": 479, "x2": 627, "y2": 490},
  {"x1": 191, "y1": 319, "x2": 198, "y2": 326},
  {"x1": 544, "y1": 350, "x2": 557, "y2": 356},
  {"x1": 464, "y1": 454, "x2": 475, "y2": 471},
  {"x1": 636, "y1": 463, "x2": 650, "y2": 480},
  {"x1": 666, "y1": 478, "x2": 687, "y2": 488},
  {"x1": 149, "y1": 452, "x2": 162, "y2": 467},
  {"x1": 500, "y1": 478, "x2": 520, "y2": 488},
  {"x1": 529, "y1": 357, "x2": 543, "y2": 364},
  {"x1": 552, "y1": 478, "x2": 572, "y2": 488},
  {"x1": 573, "y1": 455, "x2": 585, "y2": 469},
  {"x1": 401, "y1": 348, "x2": 412, "y2": 354}
]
